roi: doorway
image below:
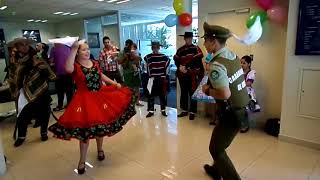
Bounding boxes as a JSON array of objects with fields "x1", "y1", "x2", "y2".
[{"x1": 121, "y1": 21, "x2": 178, "y2": 108}]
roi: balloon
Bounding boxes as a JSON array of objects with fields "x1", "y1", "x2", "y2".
[
  {"x1": 178, "y1": 13, "x2": 192, "y2": 26},
  {"x1": 173, "y1": 0, "x2": 184, "y2": 15},
  {"x1": 246, "y1": 11, "x2": 267, "y2": 28},
  {"x1": 267, "y1": 6, "x2": 287, "y2": 24},
  {"x1": 233, "y1": 16, "x2": 263, "y2": 45},
  {"x1": 256, "y1": 0, "x2": 273, "y2": 10},
  {"x1": 164, "y1": 14, "x2": 178, "y2": 27}
]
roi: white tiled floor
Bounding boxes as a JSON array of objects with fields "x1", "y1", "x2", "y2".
[{"x1": 0, "y1": 101, "x2": 320, "y2": 180}]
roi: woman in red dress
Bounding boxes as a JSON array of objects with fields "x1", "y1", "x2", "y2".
[{"x1": 49, "y1": 41, "x2": 136, "y2": 174}]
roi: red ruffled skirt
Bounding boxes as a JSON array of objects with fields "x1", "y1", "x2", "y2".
[{"x1": 49, "y1": 85, "x2": 136, "y2": 141}]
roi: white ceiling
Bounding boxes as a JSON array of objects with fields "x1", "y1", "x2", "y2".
[{"x1": 0, "y1": 0, "x2": 190, "y2": 23}]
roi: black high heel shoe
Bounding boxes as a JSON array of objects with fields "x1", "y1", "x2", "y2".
[
  {"x1": 14, "y1": 138, "x2": 25, "y2": 147},
  {"x1": 97, "y1": 150, "x2": 105, "y2": 161},
  {"x1": 77, "y1": 162, "x2": 86, "y2": 175},
  {"x1": 240, "y1": 127, "x2": 250, "y2": 133}
]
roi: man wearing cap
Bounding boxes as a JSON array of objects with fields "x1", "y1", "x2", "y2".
[
  {"x1": 174, "y1": 32, "x2": 204, "y2": 120},
  {"x1": 7, "y1": 37, "x2": 56, "y2": 147},
  {"x1": 144, "y1": 41, "x2": 170, "y2": 118},
  {"x1": 201, "y1": 22, "x2": 249, "y2": 180}
]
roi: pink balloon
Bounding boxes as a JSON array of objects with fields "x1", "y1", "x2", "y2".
[
  {"x1": 267, "y1": 6, "x2": 287, "y2": 24},
  {"x1": 256, "y1": 0, "x2": 273, "y2": 10}
]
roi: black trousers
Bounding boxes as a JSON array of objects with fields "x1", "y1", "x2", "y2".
[
  {"x1": 0, "y1": 89, "x2": 12, "y2": 103},
  {"x1": 55, "y1": 74, "x2": 74, "y2": 108},
  {"x1": 178, "y1": 76, "x2": 197, "y2": 113},
  {"x1": 209, "y1": 108, "x2": 243, "y2": 180},
  {"x1": 16, "y1": 93, "x2": 51, "y2": 138},
  {"x1": 147, "y1": 78, "x2": 167, "y2": 111},
  {"x1": 141, "y1": 73, "x2": 149, "y2": 96},
  {"x1": 104, "y1": 70, "x2": 124, "y2": 84}
]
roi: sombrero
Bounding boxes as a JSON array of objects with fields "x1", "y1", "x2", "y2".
[
  {"x1": 178, "y1": 32, "x2": 198, "y2": 38},
  {"x1": 148, "y1": 41, "x2": 163, "y2": 47}
]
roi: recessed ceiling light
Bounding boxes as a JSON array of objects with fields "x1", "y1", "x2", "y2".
[
  {"x1": 41, "y1": 20, "x2": 48, "y2": 23},
  {"x1": 27, "y1": 19, "x2": 34, "y2": 22},
  {"x1": 107, "y1": 0, "x2": 118, "y2": 2},
  {"x1": 53, "y1": 11, "x2": 63, "y2": 15},
  {"x1": 0, "y1": 6, "x2": 7, "y2": 10},
  {"x1": 62, "y1": 12, "x2": 71, "y2": 15},
  {"x1": 70, "y1": 13, "x2": 79, "y2": 16},
  {"x1": 35, "y1": 20, "x2": 41, "y2": 22},
  {"x1": 116, "y1": 0, "x2": 130, "y2": 4}
]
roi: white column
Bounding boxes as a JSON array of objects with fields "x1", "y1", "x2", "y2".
[
  {"x1": 176, "y1": 0, "x2": 192, "y2": 111},
  {"x1": 117, "y1": 11, "x2": 123, "y2": 50},
  {"x1": 0, "y1": 134, "x2": 6, "y2": 176}
]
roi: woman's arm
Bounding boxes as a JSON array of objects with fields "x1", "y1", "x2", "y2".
[
  {"x1": 101, "y1": 73, "x2": 121, "y2": 88},
  {"x1": 65, "y1": 41, "x2": 79, "y2": 74}
]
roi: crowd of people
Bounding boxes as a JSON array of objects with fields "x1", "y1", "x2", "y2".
[{"x1": 0, "y1": 21, "x2": 261, "y2": 179}]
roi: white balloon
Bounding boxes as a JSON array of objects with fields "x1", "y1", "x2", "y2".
[{"x1": 233, "y1": 16, "x2": 263, "y2": 45}]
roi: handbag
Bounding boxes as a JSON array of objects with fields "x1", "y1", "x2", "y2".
[{"x1": 191, "y1": 75, "x2": 215, "y2": 103}]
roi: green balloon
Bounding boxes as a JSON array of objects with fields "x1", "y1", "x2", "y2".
[{"x1": 246, "y1": 11, "x2": 268, "y2": 28}]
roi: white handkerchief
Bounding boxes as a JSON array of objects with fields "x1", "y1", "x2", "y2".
[
  {"x1": 17, "y1": 89, "x2": 29, "y2": 117},
  {"x1": 48, "y1": 37, "x2": 79, "y2": 47},
  {"x1": 147, "y1": 77, "x2": 154, "y2": 94}
]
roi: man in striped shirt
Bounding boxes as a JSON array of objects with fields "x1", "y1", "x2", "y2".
[
  {"x1": 174, "y1": 32, "x2": 204, "y2": 120},
  {"x1": 144, "y1": 41, "x2": 170, "y2": 118}
]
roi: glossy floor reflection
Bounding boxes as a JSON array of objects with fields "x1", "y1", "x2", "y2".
[{"x1": 1, "y1": 101, "x2": 320, "y2": 180}]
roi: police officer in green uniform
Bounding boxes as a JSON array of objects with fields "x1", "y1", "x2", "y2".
[{"x1": 201, "y1": 22, "x2": 249, "y2": 180}]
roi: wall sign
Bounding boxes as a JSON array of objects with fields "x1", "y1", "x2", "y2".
[
  {"x1": 87, "y1": 33, "x2": 100, "y2": 48},
  {"x1": 22, "y1": 30, "x2": 41, "y2": 42},
  {"x1": 295, "y1": 0, "x2": 320, "y2": 55}
]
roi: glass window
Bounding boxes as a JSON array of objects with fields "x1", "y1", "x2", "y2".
[{"x1": 121, "y1": 22, "x2": 176, "y2": 65}]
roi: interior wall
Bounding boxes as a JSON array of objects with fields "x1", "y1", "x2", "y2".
[
  {"x1": 0, "y1": 21, "x2": 57, "y2": 81},
  {"x1": 103, "y1": 24, "x2": 120, "y2": 48},
  {"x1": 198, "y1": 0, "x2": 288, "y2": 124},
  {"x1": 0, "y1": 21, "x2": 56, "y2": 43},
  {"x1": 54, "y1": 19, "x2": 85, "y2": 38},
  {"x1": 280, "y1": 0, "x2": 320, "y2": 146},
  {"x1": 86, "y1": 18, "x2": 104, "y2": 59}
]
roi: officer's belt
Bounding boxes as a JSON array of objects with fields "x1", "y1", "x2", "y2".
[{"x1": 216, "y1": 99, "x2": 243, "y2": 111}]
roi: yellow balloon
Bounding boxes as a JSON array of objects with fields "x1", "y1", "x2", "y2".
[{"x1": 173, "y1": 0, "x2": 185, "y2": 15}]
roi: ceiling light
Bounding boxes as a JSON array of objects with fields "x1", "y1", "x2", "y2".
[
  {"x1": 35, "y1": 20, "x2": 41, "y2": 22},
  {"x1": 27, "y1": 19, "x2": 34, "y2": 22},
  {"x1": 116, "y1": 0, "x2": 130, "y2": 4},
  {"x1": 62, "y1": 12, "x2": 71, "y2": 15},
  {"x1": 70, "y1": 13, "x2": 79, "y2": 16},
  {"x1": 0, "y1": 6, "x2": 7, "y2": 10},
  {"x1": 98, "y1": 0, "x2": 105, "y2": 1},
  {"x1": 53, "y1": 11, "x2": 63, "y2": 15},
  {"x1": 107, "y1": 0, "x2": 118, "y2": 2},
  {"x1": 41, "y1": 20, "x2": 48, "y2": 23}
]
